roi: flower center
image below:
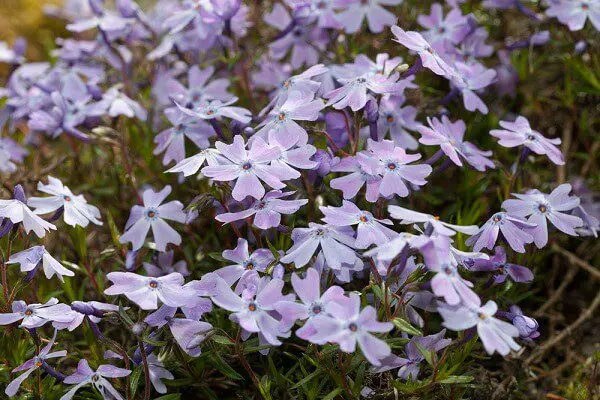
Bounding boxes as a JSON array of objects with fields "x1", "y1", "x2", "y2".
[
  {"x1": 497, "y1": 264, "x2": 505, "y2": 274},
  {"x1": 315, "y1": 228, "x2": 325, "y2": 237},
  {"x1": 206, "y1": 110, "x2": 214, "y2": 115},
  {"x1": 386, "y1": 115, "x2": 394, "y2": 123},
  {"x1": 278, "y1": 112, "x2": 286, "y2": 121},
  {"x1": 63, "y1": 195, "x2": 71, "y2": 202},
  {"x1": 311, "y1": 304, "x2": 322, "y2": 314},
  {"x1": 256, "y1": 201, "x2": 266, "y2": 210},
  {"x1": 147, "y1": 209, "x2": 157, "y2": 219},
  {"x1": 35, "y1": 360, "x2": 43, "y2": 367},
  {"x1": 386, "y1": 162, "x2": 397, "y2": 171},
  {"x1": 242, "y1": 162, "x2": 252, "y2": 171},
  {"x1": 538, "y1": 204, "x2": 547, "y2": 213},
  {"x1": 245, "y1": 262, "x2": 254, "y2": 270},
  {"x1": 149, "y1": 280, "x2": 158, "y2": 288},
  {"x1": 359, "y1": 215, "x2": 368, "y2": 223},
  {"x1": 492, "y1": 213, "x2": 503, "y2": 223},
  {"x1": 478, "y1": 313, "x2": 487, "y2": 320},
  {"x1": 527, "y1": 134, "x2": 535, "y2": 141},
  {"x1": 248, "y1": 302, "x2": 257, "y2": 312},
  {"x1": 348, "y1": 322, "x2": 358, "y2": 332},
  {"x1": 582, "y1": 3, "x2": 589, "y2": 10},
  {"x1": 282, "y1": 80, "x2": 290, "y2": 88},
  {"x1": 24, "y1": 309, "x2": 33, "y2": 316}
]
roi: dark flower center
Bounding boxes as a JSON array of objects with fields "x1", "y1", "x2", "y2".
[
  {"x1": 147, "y1": 210, "x2": 156, "y2": 218},
  {"x1": 246, "y1": 262, "x2": 254, "y2": 270},
  {"x1": 315, "y1": 228, "x2": 325, "y2": 236},
  {"x1": 242, "y1": 162, "x2": 252, "y2": 170},
  {"x1": 91, "y1": 375, "x2": 100, "y2": 382},
  {"x1": 359, "y1": 215, "x2": 368, "y2": 223},
  {"x1": 527, "y1": 134, "x2": 535, "y2": 141},
  {"x1": 278, "y1": 112, "x2": 286, "y2": 121},
  {"x1": 35, "y1": 360, "x2": 43, "y2": 367},
  {"x1": 283, "y1": 80, "x2": 291, "y2": 88},
  {"x1": 386, "y1": 162, "x2": 397, "y2": 170},
  {"x1": 312, "y1": 304, "x2": 322, "y2": 314},
  {"x1": 64, "y1": 195, "x2": 72, "y2": 202},
  {"x1": 538, "y1": 204, "x2": 547, "y2": 213},
  {"x1": 478, "y1": 312, "x2": 487, "y2": 320},
  {"x1": 24, "y1": 309, "x2": 33, "y2": 316},
  {"x1": 348, "y1": 322, "x2": 358, "y2": 332},
  {"x1": 206, "y1": 110, "x2": 214, "y2": 115},
  {"x1": 426, "y1": 46, "x2": 434, "y2": 54},
  {"x1": 386, "y1": 115, "x2": 394, "y2": 123},
  {"x1": 582, "y1": 3, "x2": 589, "y2": 10},
  {"x1": 497, "y1": 264, "x2": 505, "y2": 274},
  {"x1": 493, "y1": 214, "x2": 502, "y2": 223},
  {"x1": 248, "y1": 302, "x2": 257, "y2": 312},
  {"x1": 149, "y1": 280, "x2": 158, "y2": 288}
]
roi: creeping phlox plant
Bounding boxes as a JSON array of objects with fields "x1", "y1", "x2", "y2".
[{"x1": 0, "y1": 0, "x2": 598, "y2": 399}]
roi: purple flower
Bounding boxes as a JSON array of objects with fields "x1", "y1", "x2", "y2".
[
  {"x1": 0, "y1": 298, "x2": 75, "y2": 329},
  {"x1": 546, "y1": 0, "x2": 600, "y2": 31},
  {"x1": 264, "y1": 4, "x2": 328, "y2": 69},
  {"x1": 320, "y1": 200, "x2": 397, "y2": 248},
  {"x1": 214, "y1": 238, "x2": 275, "y2": 286},
  {"x1": 308, "y1": 293, "x2": 393, "y2": 366},
  {"x1": 417, "y1": 3, "x2": 469, "y2": 45},
  {"x1": 5, "y1": 330, "x2": 66, "y2": 397},
  {"x1": 439, "y1": 300, "x2": 521, "y2": 356},
  {"x1": 467, "y1": 246, "x2": 533, "y2": 283},
  {"x1": 254, "y1": 91, "x2": 324, "y2": 148},
  {"x1": 28, "y1": 176, "x2": 102, "y2": 227},
  {"x1": 274, "y1": 268, "x2": 346, "y2": 340},
  {"x1": 505, "y1": 305, "x2": 540, "y2": 340},
  {"x1": 391, "y1": 26, "x2": 453, "y2": 76},
  {"x1": 176, "y1": 96, "x2": 252, "y2": 124},
  {"x1": 165, "y1": 148, "x2": 223, "y2": 177},
  {"x1": 119, "y1": 185, "x2": 186, "y2": 251},
  {"x1": 490, "y1": 116, "x2": 565, "y2": 165},
  {"x1": 376, "y1": 96, "x2": 420, "y2": 150},
  {"x1": 448, "y1": 62, "x2": 497, "y2": 114},
  {"x1": 61, "y1": 359, "x2": 131, "y2": 400},
  {"x1": 330, "y1": 155, "x2": 382, "y2": 203},
  {"x1": 54, "y1": 300, "x2": 120, "y2": 331},
  {"x1": 201, "y1": 135, "x2": 285, "y2": 201},
  {"x1": 166, "y1": 65, "x2": 231, "y2": 108},
  {"x1": 104, "y1": 272, "x2": 198, "y2": 310},
  {"x1": 153, "y1": 108, "x2": 214, "y2": 166},
  {"x1": 336, "y1": 0, "x2": 401, "y2": 33},
  {"x1": 210, "y1": 274, "x2": 292, "y2": 345},
  {"x1": 366, "y1": 139, "x2": 433, "y2": 198},
  {"x1": 96, "y1": 86, "x2": 148, "y2": 120},
  {"x1": 145, "y1": 354, "x2": 175, "y2": 393},
  {"x1": 466, "y1": 211, "x2": 535, "y2": 253},
  {"x1": 0, "y1": 137, "x2": 28, "y2": 174},
  {"x1": 388, "y1": 205, "x2": 480, "y2": 236},
  {"x1": 144, "y1": 250, "x2": 189, "y2": 277},
  {"x1": 8, "y1": 245, "x2": 74, "y2": 282},
  {"x1": 428, "y1": 259, "x2": 480, "y2": 306},
  {"x1": 280, "y1": 223, "x2": 361, "y2": 272},
  {"x1": 365, "y1": 232, "x2": 429, "y2": 262},
  {"x1": 307, "y1": 0, "x2": 341, "y2": 28},
  {"x1": 372, "y1": 329, "x2": 451, "y2": 379},
  {"x1": 502, "y1": 184, "x2": 583, "y2": 248},
  {"x1": 216, "y1": 190, "x2": 307, "y2": 230},
  {"x1": 0, "y1": 197, "x2": 56, "y2": 238},
  {"x1": 418, "y1": 115, "x2": 494, "y2": 171}
]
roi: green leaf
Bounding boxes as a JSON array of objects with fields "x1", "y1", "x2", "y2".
[
  {"x1": 392, "y1": 317, "x2": 423, "y2": 336},
  {"x1": 438, "y1": 375, "x2": 474, "y2": 384},
  {"x1": 209, "y1": 354, "x2": 244, "y2": 380},
  {"x1": 321, "y1": 388, "x2": 343, "y2": 400},
  {"x1": 129, "y1": 365, "x2": 143, "y2": 397},
  {"x1": 414, "y1": 342, "x2": 434, "y2": 366},
  {"x1": 211, "y1": 335, "x2": 235, "y2": 346},
  {"x1": 154, "y1": 395, "x2": 182, "y2": 400}
]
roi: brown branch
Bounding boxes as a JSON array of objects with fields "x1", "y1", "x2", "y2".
[{"x1": 551, "y1": 244, "x2": 600, "y2": 280}]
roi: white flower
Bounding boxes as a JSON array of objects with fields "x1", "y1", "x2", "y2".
[
  {"x1": 8, "y1": 245, "x2": 74, "y2": 282},
  {"x1": 28, "y1": 176, "x2": 102, "y2": 227},
  {"x1": 0, "y1": 199, "x2": 56, "y2": 238}
]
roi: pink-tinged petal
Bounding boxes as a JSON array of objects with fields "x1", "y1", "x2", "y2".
[
  {"x1": 233, "y1": 173, "x2": 265, "y2": 201},
  {"x1": 151, "y1": 218, "x2": 181, "y2": 252},
  {"x1": 97, "y1": 365, "x2": 131, "y2": 378},
  {"x1": 546, "y1": 211, "x2": 583, "y2": 236},
  {"x1": 5, "y1": 367, "x2": 36, "y2": 396},
  {"x1": 291, "y1": 268, "x2": 320, "y2": 305},
  {"x1": 210, "y1": 277, "x2": 244, "y2": 312},
  {"x1": 438, "y1": 306, "x2": 478, "y2": 330},
  {"x1": 357, "y1": 333, "x2": 391, "y2": 366},
  {"x1": 119, "y1": 218, "x2": 151, "y2": 251},
  {"x1": 528, "y1": 213, "x2": 548, "y2": 248},
  {"x1": 125, "y1": 287, "x2": 158, "y2": 310}
]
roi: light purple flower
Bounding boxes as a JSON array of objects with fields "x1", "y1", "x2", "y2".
[
  {"x1": 448, "y1": 62, "x2": 497, "y2": 114},
  {"x1": 165, "y1": 148, "x2": 223, "y2": 177},
  {"x1": 0, "y1": 298, "x2": 75, "y2": 329},
  {"x1": 216, "y1": 190, "x2": 307, "y2": 230},
  {"x1": 280, "y1": 223, "x2": 360, "y2": 271},
  {"x1": 336, "y1": 0, "x2": 401, "y2": 33},
  {"x1": 366, "y1": 139, "x2": 433, "y2": 198},
  {"x1": 96, "y1": 86, "x2": 147, "y2": 120},
  {"x1": 153, "y1": 107, "x2": 214, "y2": 166},
  {"x1": 502, "y1": 184, "x2": 583, "y2": 248},
  {"x1": 388, "y1": 205, "x2": 480, "y2": 236},
  {"x1": 210, "y1": 274, "x2": 292, "y2": 345},
  {"x1": 274, "y1": 268, "x2": 346, "y2": 340},
  {"x1": 177, "y1": 96, "x2": 252, "y2": 124},
  {"x1": 391, "y1": 26, "x2": 453, "y2": 76},
  {"x1": 372, "y1": 329, "x2": 451, "y2": 379},
  {"x1": 268, "y1": 139, "x2": 319, "y2": 180},
  {"x1": 264, "y1": 4, "x2": 328, "y2": 69},
  {"x1": 8, "y1": 245, "x2": 74, "y2": 282},
  {"x1": 166, "y1": 65, "x2": 231, "y2": 108},
  {"x1": 490, "y1": 116, "x2": 565, "y2": 165},
  {"x1": 104, "y1": 271, "x2": 198, "y2": 310},
  {"x1": 428, "y1": 259, "x2": 480, "y2": 306},
  {"x1": 320, "y1": 200, "x2": 397, "y2": 248},
  {"x1": 144, "y1": 250, "x2": 189, "y2": 277},
  {"x1": 466, "y1": 211, "x2": 535, "y2": 253},
  {"x1": 439, "y1": 300, "x2": 521, "y2": 356},
  {"x1": 61, "y1": 359, "x2": 131, "y2": 400},
  {"x1": 214, "y1": 238, "x2": 275, "y2": 286},
  {"x1": 546, "y1": 0, "x2": 600, "y2": 31},
  {"x1": 119, "y1": 185, "x2": 186, "y2": 251},
  {"x1": 308, "y1": 293, "x2": 393, "y2": 366},
  {"x1": 418, "y1": 3, "x2": 469, "y2": 45},
  {"x1": 0, "y1": 198, "x2": 56, "y2": 238},
  {"x1": 418, "y1": 115, "x2": 494, "y2": 171},
  {"x1": 28, "y1": 176, "x2": 102, "y2": 227},
  {"x1": 468, "y1": 246, "x2": 533, "y2": 284},
  {"x1": 201, "y1": 135, "x2": 285, "y2": 201},
  {"x1": 5, "y1": 330, "x2": 66, "y2": 397},
  {"x1": 505, "y1": 305, "x2": 540, "y2": 340},
  {"x1": 376, "y1": 96, "x2": 420, "y2": 150},
  {"x1": 330, "y1": 154, "x2": 382, "y2": 203},
  {"x1": 0, "y1": 137, "x2": 28, "y2": 174},
  {"x1": 144, "y1": 354, "x2": 175, "y2": 394},
  {"x1": 53, "y1": 301, "x2": 120, "y2": 331},
  {"x1": 254, "y1": 91, "x2": 324, "y2": 148}
]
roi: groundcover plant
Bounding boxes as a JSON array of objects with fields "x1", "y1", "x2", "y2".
[{"x1": 0, "y1": 0, "x2": 599, "y2": 398}]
